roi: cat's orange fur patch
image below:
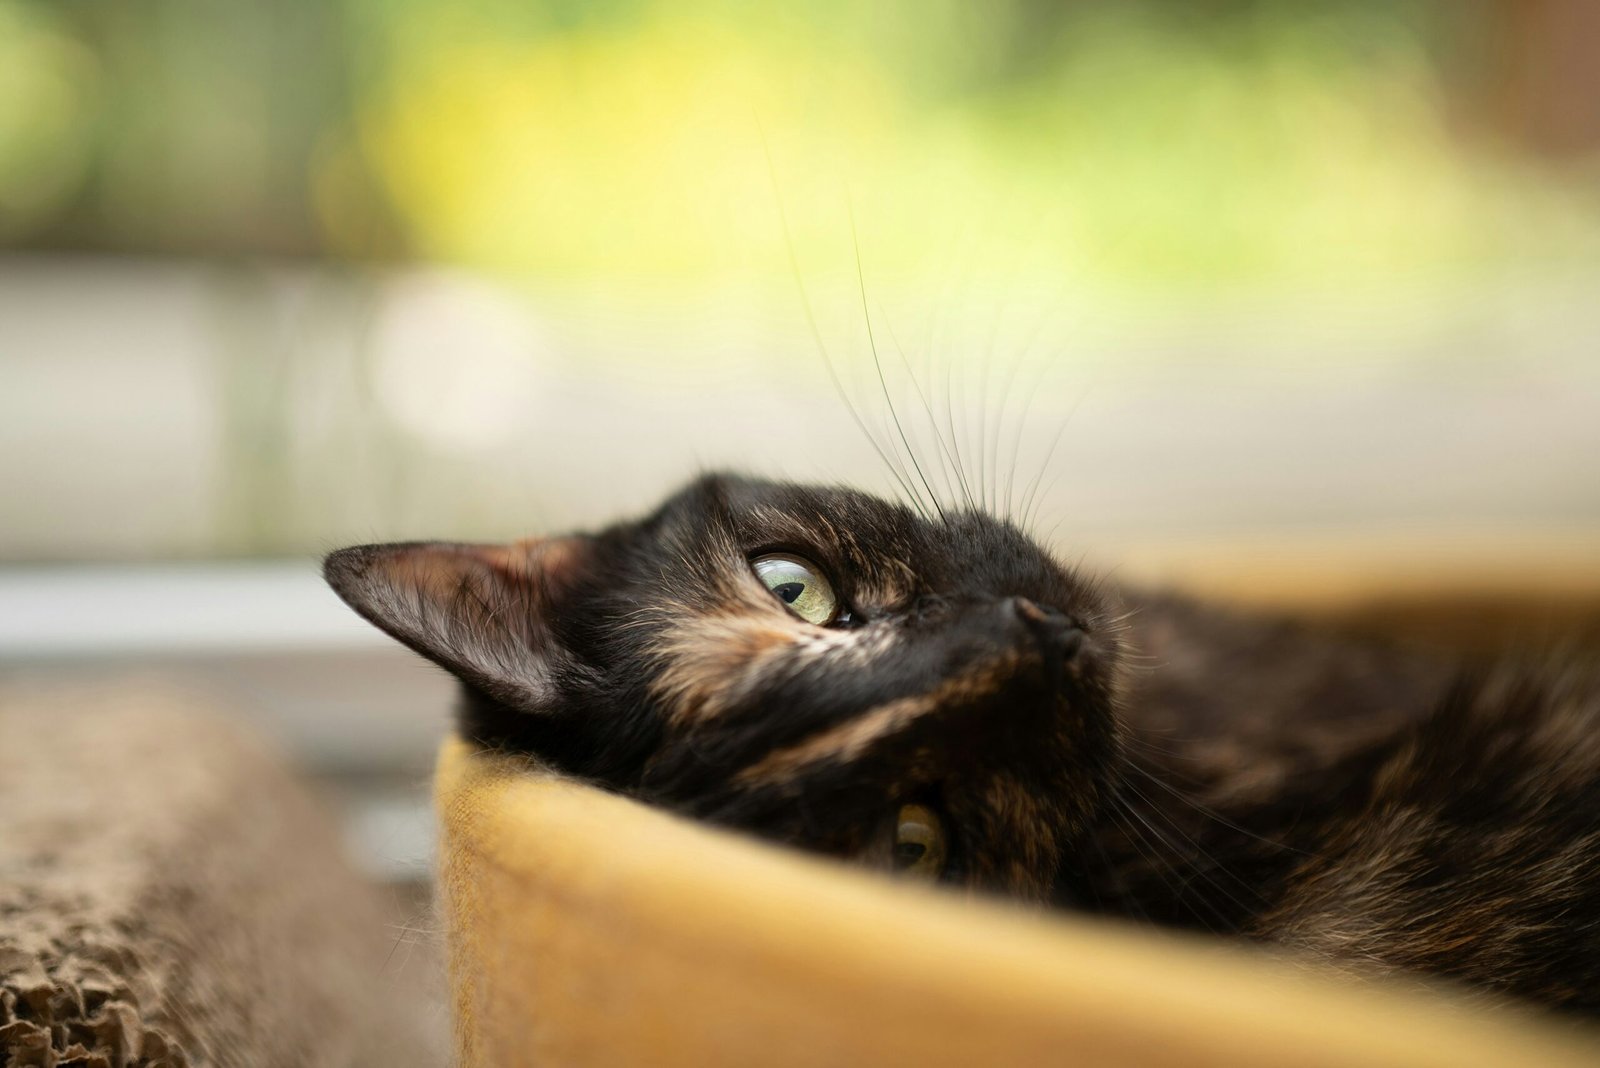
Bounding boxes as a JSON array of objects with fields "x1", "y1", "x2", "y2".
[
  {"x1": 733, "y1": 695, "x2": 936, "y2": 785},
  {"x1": 651, "y1": 611, "x2": 802, "y2": 723},
  {"x1": 733, "y1": 654, "x2": 1028, "y2": 786}
]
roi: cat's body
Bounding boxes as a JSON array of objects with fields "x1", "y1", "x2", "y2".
[
  {"x1": 326, "y1": 473, "x2": 1600, "y2": 1015},
  {"x1": 1095, "y1": 597, "x2": 1600, "y2": 1009}
]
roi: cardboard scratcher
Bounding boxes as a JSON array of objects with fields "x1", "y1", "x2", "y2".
[
  {"x1": 437, "y1": 737, "x2": 1599, "y2": 1068},
  {"x1": 0, "y1": 681, "x2": 441, "y2": 1068}
]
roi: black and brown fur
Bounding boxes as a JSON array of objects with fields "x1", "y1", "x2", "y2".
[{"x1": 325, "y1": 473, "x2": 1600, "y2": 1015}]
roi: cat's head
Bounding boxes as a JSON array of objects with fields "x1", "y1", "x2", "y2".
[{"x1": 326, "y1": 473, "x2": 1125, "y2": 902}]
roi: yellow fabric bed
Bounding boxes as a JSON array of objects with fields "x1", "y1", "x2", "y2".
[{"x1": 437, "y1": 737, "x2": 1598, "y2": 1067}]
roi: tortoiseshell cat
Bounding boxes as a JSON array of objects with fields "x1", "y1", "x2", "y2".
[{"x1": 325, "y1": 473, "x2": 1600, "y2": 1015}]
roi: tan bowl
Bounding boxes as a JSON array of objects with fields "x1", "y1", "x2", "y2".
[{"x1": 436, "y1": 738, "x2": 1597, "y2": 1067}]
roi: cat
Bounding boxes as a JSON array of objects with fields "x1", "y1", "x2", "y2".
[{"x1": 324, "y1": 472, "x2": 1600, "y2": 1015}]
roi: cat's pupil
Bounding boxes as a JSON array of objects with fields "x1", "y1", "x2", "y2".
[
  {"x1": 774, "y1": 582, "x2": 805, "y2": 604},
  {"x1": 894, "y1": 841, "x2": 927, "y2": 868}
]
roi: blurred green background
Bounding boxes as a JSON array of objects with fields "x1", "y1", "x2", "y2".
[{"x1": 3, "y1": 0, "x2": 1599, "y2": 568}]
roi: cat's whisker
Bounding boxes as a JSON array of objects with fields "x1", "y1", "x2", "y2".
[
  {"x1": 1026, "y1": 470, "x2": 1067, "y2": 532},
  {"x1": 937, "y1": 359, "x2": 977, "y2": 517},
  {"x1": 1017, "y1": 352, "x2": 1107, "y2": 531},
  {"x1": 850, "y1": 207, "x2": 946, "y2": 522},
  {"x1": 759, "y1": 135, "x2": 929, "y2": 519},
  {"x1": 1103, "y1": 805, "x2": 1232, "y2": 935},
  {"x1": 1097, "y1": 607, "x2": 1145, "y2": 631},
  {"x1": 1119, "y1": 735, "x2": 1199, "y2": 762},
  {"x1": 877, "y1": 300, "x2": 976, "y2": 514},
  {"x1": 1116, "y1": 776, "x2": 1276, "y2": 918},
  {"x1": 1108, "y1": 791, "x2": 1262, "y2": 933},
  {"x1": 984, "y1": 337, "x2": 1032, "y2": 519},
  {"x1": 994, "y1": 288, "x2": 1071, "y2": 522},
  {"x1": 1123, "y1": 759, "x2": 1319, "y2": 861},
  {"x1": 970, "y1": 227, "x2": 1030, "y2": 516}
]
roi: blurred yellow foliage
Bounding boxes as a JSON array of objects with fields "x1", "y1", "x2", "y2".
[
  {"x1": 0, "y1": 3, "x2": 98, "y2": 238},
  {"x1": 335, "y1": 4, "x2": 1600, "y2": 289},
  {"x1": 356, "y1": 13, "x2": 899, "y2": 278}
]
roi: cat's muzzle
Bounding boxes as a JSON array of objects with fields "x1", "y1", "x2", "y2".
[{"x1": 1009, "y1": 596, "x2": 1088, "y2": 668}]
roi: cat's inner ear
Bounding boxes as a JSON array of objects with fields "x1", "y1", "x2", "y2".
[{"x1": 323, "y1": 537, "x2": 589, "y2": 711}]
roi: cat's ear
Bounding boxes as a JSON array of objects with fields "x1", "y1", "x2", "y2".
[{"x1": 323, "y1": 538, "x2": 591, "y2": 711}]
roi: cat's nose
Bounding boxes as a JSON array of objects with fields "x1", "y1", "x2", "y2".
[{"x1": 1009, "y1": 597, "x2": 1086, "y2": 662}]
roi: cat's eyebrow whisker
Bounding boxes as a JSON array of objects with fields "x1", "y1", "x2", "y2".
[
  {"x1": 939, "y1": 358, "x2": 976, "y2": 518},
  {"x1": 993, "y1": 290, "x2": 1070, "y2": 520},
  {"x1": 876, "y1": 299, "x2": 977, "y2": 514},
  {"x1": 1025, "y1": 470, "x2": 1067, "y2": 533},
  {"x1": 1017, "y1": 352, "x2": 1107, "y2": 531},
  {"x1": 982, "y1": 199, "x2": 1080, "y2": 518},
  {"x1": 1002, "y1": 350, "x2": 1059, "y2": 522},
  {"x1": 850, "y1": 206, "x2": 947, "y2": 523},
  {"x1": 920, "y1": 229, "x2": 982, "y2": 520},
  {"x1": 984, "y1": 333, "x2": 1032, "y2": 519},
  {"x1": 973, "y1": 272, "x2": 1036, "y2": 517},
  {"x1": 973, "y1": 299, "x2": 999, "y2": 515},
  {"x1": 919, "y1": 228, "x2": 970, "y2": 498},
  {"x1": 1016, "y1": 420, "x2": 1067, "y2": 532},
  {"x1": 759, "y1": 134, "x2": 929, "y2": 519}
]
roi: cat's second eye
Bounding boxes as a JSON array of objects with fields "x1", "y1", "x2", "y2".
[
  {"x1": 893, "y1": 804, "x2": 948, "y2": 879},
  {"x1": 751, "y1": 554, "x2": 841, "y2": 625}
]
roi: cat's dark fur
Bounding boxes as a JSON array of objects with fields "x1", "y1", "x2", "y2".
[{"x1": 325, "y1": 473, "x2": 1600, "y2": 1015}]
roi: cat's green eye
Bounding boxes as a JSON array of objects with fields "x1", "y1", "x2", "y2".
[
  {"x1": 751, "y1": 554, "x2": 840, "y2": 626},
  {"x1": 893, "y1": 803, "x2": 947, "y2": 879}
]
